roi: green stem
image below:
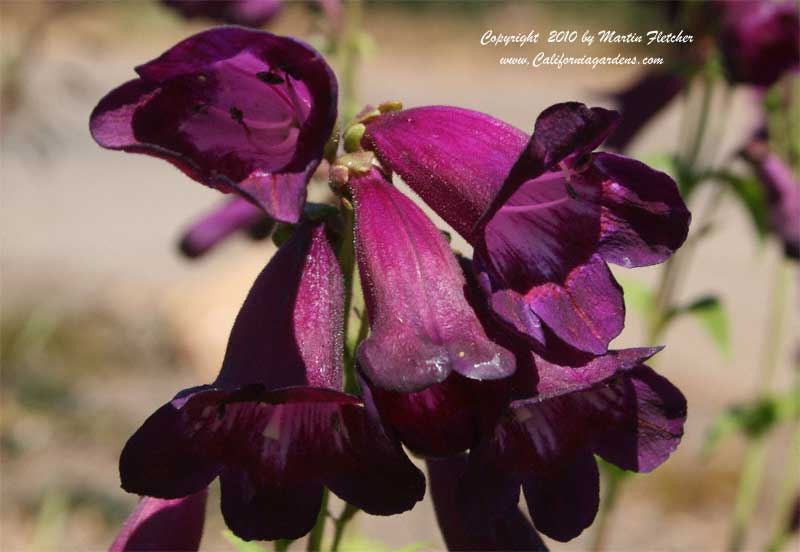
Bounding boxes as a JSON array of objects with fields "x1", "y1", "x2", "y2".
[
  {"x1": 330, "y1": 503, "x2": 359, "y2": 552},
  {"x1": 590, "y1": 470, "x2": 623, "y2": 552},
  {"x1": 684, "y1": 70, "x2": 714, "y2": 171},
  {"x1": 307, "y1": 489, "x2": 330, "y2": 552},
  {"x1": 765, "y1": 421, "x2": 800, "y2": 552},
  {"x1": 338, "y1": 0, "x2": 363, "y2": 123},
  {"x1": 728, "y1": 259, "x2": 791, "y2": 551}
]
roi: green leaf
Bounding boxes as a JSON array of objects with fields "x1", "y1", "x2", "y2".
[
  {"x1": 714, "y1": 171, "x2": 769, "y2": 239},
  {"x1": 667, "y1": 295, "x2": 731, "y2": 358},
  {"x1": 222, "y1": 530, "x2": 267, "y2": 552},
  {"x1": 704, "y1": 387, "x2": 800, "y2": 454}
]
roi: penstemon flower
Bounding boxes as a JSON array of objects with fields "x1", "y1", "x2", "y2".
[
  {"x1": 361, "y1": 103, "x2": 690, "y2": 357},
  {"x1": 119, "y1": 222, "x2": 423, "y2": 541},
  {"x1": 718, "y1": 0, "x2": 800, "y2": 87},
  {"x1": 90, "y1": 27, "x2": 337, "y2": 223},
  {"x1": 161, "y1": 0, "x2": 283, "y2": 28}
]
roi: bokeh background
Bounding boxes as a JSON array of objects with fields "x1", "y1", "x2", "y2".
[{"x1": 1, "y1": 1, "x2": 797, "y2": 550}]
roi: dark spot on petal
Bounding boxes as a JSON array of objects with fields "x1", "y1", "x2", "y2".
[
  {"x1": 229, "y1": 106, "x2": 244, "y2": 122},
  {"x1": 256, "y1": 71, "x2": 285, "y2": 85},
  {"x1": 279, "y1": 64, "x2": 301, "y2": 80},
  {"x1": 573, "y1": 152, "x2": 593, "y2": 172},
  {"x1": 192, "y1": 102, "x2": 208, "y2": 114},
  {"x1": 565, "y1": 182, "x2": 581, "y2": 200}
]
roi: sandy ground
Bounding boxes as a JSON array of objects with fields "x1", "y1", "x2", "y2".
[{"x1": 1, "y1": 2, "x2": 798, "y2": 551}]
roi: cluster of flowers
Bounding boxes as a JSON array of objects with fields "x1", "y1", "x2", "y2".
[
  {"x1": 608, "y1": 0, "x2": 799, "y2": 259},
  {"x1": 91, "y1": 26, "x2": 692, "y2": 551}
]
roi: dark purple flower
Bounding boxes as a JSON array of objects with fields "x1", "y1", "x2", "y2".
[
  {"x1": 742, "y1": 141, "x2": 800, "y2": 259},
  {"x1": 468, "y1": 347, "x2": 687, "y2": 542},
  {"x1": 178, "y1": 196, "x2": 273, "y2": 258},
  {"x1": 362, "y1": 103, "x2": 690, "y2": 356},
  {"x1": 718, "y1": 0, "x2": 800, "y2": 87},
  {"x1": 110, "y1": 490, "x2": 207, "y2": 552},
  {"x1": 162, "y1": 0, "x2": 282, "y2": 28},
  {"x1": 349, "y1": 167, "x2": 516, "y2": 393},
  {"x1": 90, "y1": 27, "x2": 338, "y2": 223},
  {"x1": 119, "y1": 221, "x2": 424, "y2": 541},
  {"x1": 427, "y1": 455, "x2": 548, "y2": 551},
  {"x1": 605, "y1": 72, "x2": 687, "y2": 151}
]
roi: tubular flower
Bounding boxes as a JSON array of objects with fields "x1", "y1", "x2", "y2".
[
  {"x1": 427, "y1": 455, "x2": 548, "y2": 551},
  {"x1": 348, "y1": 167, "x2": 516, "y2": 455},
  {"x1": 110, "y1": 490, "x2": 208, "y2": 552},
  {"x1": 361, "y1": 103, "x2": 690, "y2": 356},
  {"x1": 161, "y1": 0, "x2": 282, "y2": 28},
  {"x1": 350, "y1": 168, "x2": 516, "y2": 393},
  {"x1": 90, "y1": 27, "x2": 338, "y2": 223},
  {"x1": 742, "y1": 140, "x2": 800, "y2": 259},
  {"x1": 718, "y1": 0, "x2": 800, "y2": 87},
  {"x1": 178, "y1": 196, "x2": 274, "y2": 258},
  {"x1": 118, "y1": 222, "x2": 424, "y2": 542}
]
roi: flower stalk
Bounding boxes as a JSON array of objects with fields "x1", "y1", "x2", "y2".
[{"x1": 728, "y1": 258, "x2": 791, "y2": 552}]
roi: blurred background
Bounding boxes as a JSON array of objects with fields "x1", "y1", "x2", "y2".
[{"x1": 1, "y1": 1, "x2": 798, "y2": 550}]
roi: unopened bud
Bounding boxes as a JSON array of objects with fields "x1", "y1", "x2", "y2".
[
  {"x1": 378, "y1": 100, "x2": 403, "y2": 114},
  {"x1": 344, "y1": 123, "x2": 366, "y2": 153}
]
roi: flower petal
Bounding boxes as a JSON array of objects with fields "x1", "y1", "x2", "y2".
[
  {"x1": 215, "y1": 221, "x2": 343, "y2": 391},
  {"x1": 480, "y1": 253, "x2": 625, "y2": 355},
  {"x1": 351, "y1": 169, "x2": 515, "y2": 393},
  {"x1": 533, "y1": 346, "x2": 662, "y2": 398},
  {"x1": 219, "y1": 470, "x2": 322, "y2": 541},
  {"x1": 591, "y1": 365, "x2": 687, "y2": 472},
  {"x1": 521, "y1": 450, "x2": 599, "y2": 542},
  {"x1": 365, "y1": 373, "x2": 510, "y2": 457},
  {"x1": 427, "y1": 455, "x2": 548, "y2": 552},
  {"x1": 362, "y1": 106, "x2": 528, "y2": 239},
  {"x1": 476, "y1": 358, "x2": 685, "y2": 475},
  {"x1": 178, "y1": 196, "x2": 273, "y2": 258},
  {"x1": 594, "y1": 152, "x2": 691, "y2": 267},
  {"x1": 481, "y1": 102, "x2": 619, "y2": 225},
  {"x1": 121, "y1": 386, "x2": 424, "y2": 536},
  {"x1": 90, "y1": 27, "x2": 337, "y2": 222},
  {"x1": 110, "y1": 491, "x2": 207, "y2": 552}
]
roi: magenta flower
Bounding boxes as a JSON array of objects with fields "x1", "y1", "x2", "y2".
[
  {"x1": 362, "y1": 103, "x2": 690, "y2": 356},
  {"x1": 90, "y1": 27, "x2": 337, "y2": 223},
  {"x1": 350, "y1": 168, "x2": 516, "y2": 392},
  {"x1": 118, "y1": 222, "x2": 424, "y2": 541},
  {"x1": 742, "y1": 141, "x2": 800, "y2": 259},
  {"x1": 161, "y1": 0, "x2": 282, "y2": 28},
  {"x1": 347, "y1": 167, "x2": 516, "y2": 455},
  {"x1": 718, "y1": 0, "x2": 800, "y2": 87},
  {"x1": 179, "y1": 196, "x2": 273, "y2": 258},
  {"x1": 110, "y1": 491, "x2": 207, "y2": 552}
]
